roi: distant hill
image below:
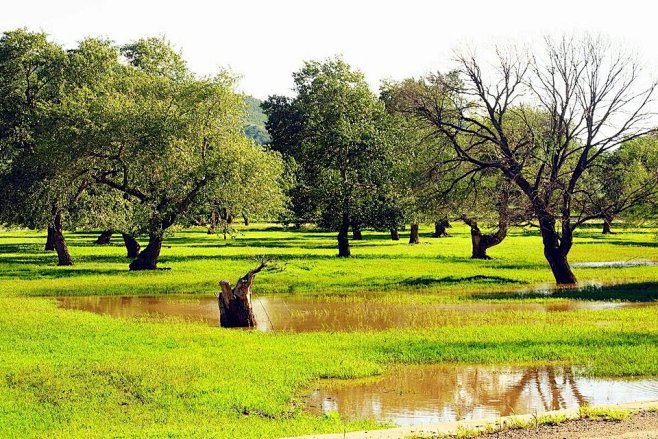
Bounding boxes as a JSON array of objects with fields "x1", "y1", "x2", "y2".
[{"x1": 244, "y1": 96, "x2": 271, "y2": 145}]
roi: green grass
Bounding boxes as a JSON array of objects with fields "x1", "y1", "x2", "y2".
[
  {"x1": 1, "y1": 223, "x2": 657, "y2": 300},
  {"x1": 0, "y1": 223, "x2": 657, "y2": 438}
]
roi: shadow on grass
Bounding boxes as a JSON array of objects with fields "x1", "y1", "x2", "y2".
[
  {"x1": 400, "y1": 275, "x2": 527, "y2": 287},
  {"x1": 469, "y1": 282, "x2": 658, "y2": 302}
]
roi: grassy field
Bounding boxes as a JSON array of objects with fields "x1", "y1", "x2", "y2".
[{"x1": 0, "y1": 223, "x2": 657, "y2": 438}]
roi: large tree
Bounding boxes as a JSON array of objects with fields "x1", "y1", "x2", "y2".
[
  {"x1": 265, "y1": 57, "x2": 394, "y2": 256},
  {"x1": 409, "y1": 36, "x2": 656, "y2": 284},
  {"x1": 62, "y1": 38, "x2": 284, "y2": 270},
  {"x1": 0, "y1": 31, "x2": 116, "y2": 265}
]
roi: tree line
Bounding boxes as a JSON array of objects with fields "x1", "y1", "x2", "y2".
[{"x1": 1, "y1": 30, "x2": 657, "y2": 283}]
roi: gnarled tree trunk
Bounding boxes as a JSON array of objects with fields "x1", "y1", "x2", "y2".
[
  {"x1": 129, "y1": 232, "x2": 163, "y2": 270},
  {"x1": 122, "y1": 233, "x2": 141, "y2": 258},
  {"x1": 242, "y1": 214, "x2": 249, "y2": 226},
  {"x1": 390, "y1": 228, "x2": 399, "y2": 241},
  {"x1": 432, "y1": 219, "x2": 450, "y2": 238},
  {"x1": 544, "y1": 248, "x2": 577, "y2": 285},
  {"x1": 461, "y1": 216, "x2": 508, "y2": 260},
  {"x1": 408, "y1": 224, "x2": 420, "y2": 244},
  {"x1": 52, "y1": 211, "x2": 73, "y2": 266},
  {"x1": 95, "y1": 230, "x2": 114, "y2": 245},
  {"x1": 216, "y1": 260, "x2": 268, "y2": 328},
  {"x1": 538, "y1": 214, "x2": 577, "y2": 284},
  {"x1": 351, "y1": 222, "x2": 363, "y2": 240},
  {"x1": 45, "y1": 226, "x2": 56, "y2": 251}
]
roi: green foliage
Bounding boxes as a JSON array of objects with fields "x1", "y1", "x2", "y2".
[
  {"x1": 243, "y1": 95, "x2": 271, "y2": 144},
  {"x1": 265, "y1": 57, "x2": 397, "y2": 239}
]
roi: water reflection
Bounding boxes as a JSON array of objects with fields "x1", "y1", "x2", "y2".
[
  {"x1": 304, "y1": 365, "x2": 658, "y2": 426},
  {"x1": 55, "y1": 295, "x2": 646, "y2": 332},
  {"x1": 572, "y1": 260, "x2": 658, "y2": 268}
]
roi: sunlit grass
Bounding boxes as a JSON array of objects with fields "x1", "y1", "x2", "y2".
[{"x1": 1, "y1": 223, "x2": 656, "y2": 300}]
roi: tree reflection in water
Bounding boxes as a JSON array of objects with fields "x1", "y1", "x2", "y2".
[{"x1": 305, "y1": 365, "x2": 658, "y2": 426}]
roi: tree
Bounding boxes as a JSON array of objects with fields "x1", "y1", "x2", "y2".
[
  {"x1": 76, "y1": 38, "x2": 284, "y2": 270},
  {"x1": 265, "y1": 57, "x2": 394, "y2": 256},
  {"x1": 380, "y1": 78, "x2": 460, "y2": 244},
  {"x1": 584, "y1": 134, "x2": 658, "y2": 233},
  {"x1": 0, "y1": 30, "x2": 114, "y2": 265},
  {"x1": 409, "y1": 36, "x2": 656, "y2": 284}
]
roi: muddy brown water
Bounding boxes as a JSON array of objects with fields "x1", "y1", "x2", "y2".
[
  {"x1": 55, "y1": 295, "x2": 648, "y2": 332},
  {"x1": 304, "y1": 365, "x2": 658, "y2": 426},
  {"x1": 54, "y1": 296, "x2": 658, "y2": 426}
]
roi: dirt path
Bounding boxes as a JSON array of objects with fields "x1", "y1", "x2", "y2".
[{"x1": 477, "y1": 410, "x2": 658, "y2": 439}]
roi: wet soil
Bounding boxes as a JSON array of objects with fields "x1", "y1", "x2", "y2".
[{"x1": 471, "y1": 409, "x2": 658, "y2": 439}]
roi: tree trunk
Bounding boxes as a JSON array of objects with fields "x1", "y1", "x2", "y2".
[
  {"x1": 545, "y1": 249, "x2": 577, "y2": 285},
  {"x1": 337, "y1": 214, "x2": 351, "y2": 257},
  {"x1": 462, "y1": 216, "x2": 508, "y2": 260},
  {"x1": 351, "y1": 222, "x2": 363, "y2": 240},
  {"x1": 409, "y1": 224, "x2": 420, "y2": 244},
  {"x1": 432, "y1": 219, "x2": 450, "y2": 238},
  {"x1": 242, "y1": 214, "x2": 249, "y2": 226},
  {"x1": 129, "y1": 232, "x2": 163, "y2": 270},
  {"x1": 390, "y1": 228, "x2": 399, "y2": 241},
  {"x1": 602, "y1": 214, "x2": 615, "y2": 234},
  {"x1": 208, "y1": 211, "x2": 217, "y2": 234},
  {"x1": 95, "y1": 230, "x2": 114, "y2": 245},
  {"x1": 52, "y1": 212, "x2": 73, "y2": 266},
  {"x1": 216, "y1": 261, "x2": 268, "y2": 328},
  {"x1": 122, "y1": 233, "x2": 141, "y2": 258},
  {"x1": 470, "y1": 230, "x2": 488, "y2": 259},
  {"x1": 538, "y1": 215, "x2": 577, "y2": 285},
  {"x1": 45, "y1": 226, "x2": 56, "y2": 251}
]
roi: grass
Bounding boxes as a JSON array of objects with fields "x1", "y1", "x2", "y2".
[
  {"x1": 1, "y1": 223, "x2": 657, "y2": 300},
  {"x1": 579, "y1": 405, "x2": 632, "y2": 421},
  {"x1": 0, "y1": 223, "x2": 657, "y2": 438}
]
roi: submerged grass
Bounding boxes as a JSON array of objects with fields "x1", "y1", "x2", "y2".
[{"x1": 0, "y1": 223, "x2": 657, "y2": 437}]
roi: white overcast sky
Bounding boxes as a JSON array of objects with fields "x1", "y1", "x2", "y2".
[{"x1": 2, "y1": 0, "x2": 658, "y2": 99}]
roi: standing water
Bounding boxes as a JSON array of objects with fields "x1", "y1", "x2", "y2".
[
  {"x1": 304, "y1": 365, "x2": 658, "y2": 426},
  {"x1": 55, "y1": 295, "x2": 649, "y2": 332}
]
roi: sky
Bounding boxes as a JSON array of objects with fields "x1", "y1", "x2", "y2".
[{"x1": 2, "y1": 0, "x2": 658, "y2": 100}]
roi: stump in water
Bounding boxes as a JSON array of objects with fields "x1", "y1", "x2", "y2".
[{"x1": 216, "y1": 260, "x2": 269, "y2": 328}]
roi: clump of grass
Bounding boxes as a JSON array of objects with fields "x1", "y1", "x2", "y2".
[
  {"x1": 500, "y1": 416, "x2": 532, "y2": 430},
  {"x1": 455, "y1": 425, "x2": 483, "y2": 438},
  {"x1": 579, "y1": 405, "x2": 631, "y2": 421},
  {"x1": 536, "y1": 413, "x2": 570, "y2": 426}
]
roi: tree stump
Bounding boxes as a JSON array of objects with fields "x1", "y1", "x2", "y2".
[{"x1": 216, "y1": 260, "x2": 269, "y2": 328}]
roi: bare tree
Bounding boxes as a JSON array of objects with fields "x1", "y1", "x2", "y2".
[{"x1": 410, "y1": 35, "x2": 656, "y2": 284}]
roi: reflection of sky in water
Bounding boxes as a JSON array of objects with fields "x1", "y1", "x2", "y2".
[{"x1": 305, "y1": 366, "x2": 658, "y2": 426}]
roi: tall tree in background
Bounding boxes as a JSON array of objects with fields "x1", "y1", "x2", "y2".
[
  {"x1": 410, "y1": 36, "x2": 656, "y2": 284},
  {"x1": 585, "y1": 134, "x2": 658, "y2": 233},
  {"x1": 265, "y1": 57, "x2": 394, "y2": 256},
  {"x1": 380, "y1": 78, "x2": 459, "y2": 244}
]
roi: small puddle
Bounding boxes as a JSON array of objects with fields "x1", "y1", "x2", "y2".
[
  {"x1": 572, "y1": 260, "x2": 658, "y2": 268},
  {"x1": 304, "y1": 365, "x2": 658, "y2": 426},
  {"x1": 56, "y1": 296, "x2": 650, "y2": 332}
]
